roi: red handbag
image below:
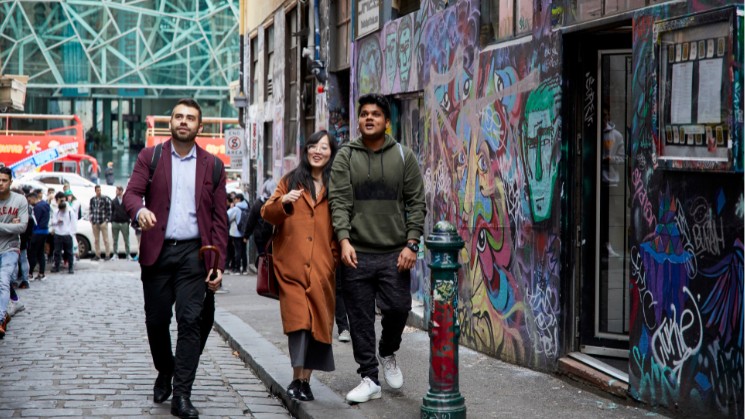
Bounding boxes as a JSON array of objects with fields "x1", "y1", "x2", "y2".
[{"x1": 256, "y1": 239, "x2": 279, "y2": 300}]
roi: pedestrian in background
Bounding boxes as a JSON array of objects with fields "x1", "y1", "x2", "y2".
[
  {"x1": 227, "y1": 194, "x2": 248, "y2": 275},
  {"x1": 110, "y1": 186, "x2": 132, "y2": 260},
  {"x1": 105, "y1": 161, "x2": 115, "y2": 185},
  {"x1": 0, "y1": 167, "x2": 30, "y2": 339},
  {"x1": 242, "y1": 178, "x2": 277, "y2": 269},
  {"x1": 28, "y1": 189, "x2": 50, "y2": 281},
  {"x1": 261, "y1": 130, "x2": 339, "y2": 402},
  {"x1": 89, "y1": 185, "x2": 112, "y2": 260},
  {"x1": 329, "y1": 94, "x2": 427, "y2": 403},
  {"x1": 123, "y1": 98, "x2": 227, "y2": 419},
  {"x1": 88, "y1": 163, "x2": 100, "y2": 185},
  {"x1": 50, "y1": 192, "x2": 76, "y2": 274}
]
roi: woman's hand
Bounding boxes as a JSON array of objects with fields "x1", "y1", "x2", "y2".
[{"x1": 281, "y1": 189, "x2": 303, "y2": 204}]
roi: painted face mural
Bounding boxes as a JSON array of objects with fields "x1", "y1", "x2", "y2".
[
  {"x1": 384, "y1": 22, "x2": 398, "y2": 91},
  {"x1": 522, "y1": 78, "x2": 560, "y2": 223},
  {"x1": 398, "y1": 18, "x2": 413, "y2": 90},
  {"x1": 357, "y1": 37, "x2": 382, "y2": 95}
]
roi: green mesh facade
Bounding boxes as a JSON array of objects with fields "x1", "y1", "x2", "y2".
[{"x1": 0, "y1": 0, "x2": 239, "y2": 99}]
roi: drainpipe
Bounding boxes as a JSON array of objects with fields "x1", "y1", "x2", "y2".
[{"x1": 313, "y1": 0, "x2": 321, "y2": 61}]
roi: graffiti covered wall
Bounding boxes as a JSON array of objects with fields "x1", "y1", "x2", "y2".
[
  {"x1": 628, "y1": 4, "x2": 744, "y2": 417},
  {"x1": 353, "y1": 0, "x2": 565, "y2": 369}
]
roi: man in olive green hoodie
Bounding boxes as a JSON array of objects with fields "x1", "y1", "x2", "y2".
[{"x1": 329, "y1": 93, "x2": 426, "y2": 403}]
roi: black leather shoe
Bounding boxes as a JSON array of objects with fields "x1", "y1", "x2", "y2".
[
  {"x1": 171, "y1": 396, "x2": 199, "y2": 418},
  {"x1": 298, "y1": 380, "x2": 314, "y2": 401},
  {"x1": 153, "y1": 372, "x2": 172, "y2": 403},
  {"x1": 286, "y1": 379, "x2": 302, "y2": 400}
]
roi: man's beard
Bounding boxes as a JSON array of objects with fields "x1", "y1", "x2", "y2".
[{"x1": 171, "y1": 126, "x2": 198, "y2": 143}]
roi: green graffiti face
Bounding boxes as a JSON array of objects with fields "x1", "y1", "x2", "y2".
[
  {"x1": 522, "y1": 82, "x2": 560, "y2": 223},
  {"x1": 385, "y1": 28, "x2": 398, "y2": 90},
  {"x1": 398, "y1": 24, "x2": 412, "y2": 89}
]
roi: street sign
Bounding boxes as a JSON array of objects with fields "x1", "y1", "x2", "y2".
[
  {"x1": 224, "y1": 128, "x2": 245, "y2": 158},
  {"x1": 248, "y1": 123, "x2": 259, "y2": 159}
]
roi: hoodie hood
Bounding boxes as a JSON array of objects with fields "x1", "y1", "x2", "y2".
[{"x1": 236, "y1": 200, "x2": 248, "y2": 210}]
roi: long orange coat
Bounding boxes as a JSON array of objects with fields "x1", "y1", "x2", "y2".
[{"x1": 261, "y1": 178, "x2": 339, "y2": 344}]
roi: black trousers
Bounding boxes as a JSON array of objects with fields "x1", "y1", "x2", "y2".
[
  {"x1": 335, "y1": 265, "x2": 349, "y2": 333},
  {"x1": 141, "y1": 240, "x2": 206, "y2": 397},
  {"x1": 53, "y1": 235, "x2": 74, "y2": 272},
  {"x1": 231, "y1": 237, "x2": 247, "y2": 272},
  {"x1": 341, "y1": 251, "x2": 411, "y2": 381},
  {"x1": 28, "y1": 234, "x2": 47, "y2": 275}
]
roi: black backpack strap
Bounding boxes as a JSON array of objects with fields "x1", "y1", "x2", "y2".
[
  {"x1": 146, "y1": 143, "x2": 163, "y2": 195},
  {"x1": 212, "y1": 156, "x2": 223, "y2": 192}
]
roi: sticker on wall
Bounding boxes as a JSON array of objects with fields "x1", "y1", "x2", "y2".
[
  {"x1": 707, "y1": 39, "x2": 715, "y2": 58},
  {"x1": 682, "y1": 42, "x2": 689, "y2": 61},
  {"x1": 669, "y1": 45, "x2": 675, "y2": 63},
  {"x1": 666, "y1": 126, "x2": 673, "y2": 144},
  {"x1": 676, "y1": 43, "x2": 682, "y2": 61},
  {"x1": 698, "y1": 40, "x2": 706, "y2": 59},
  {"x1": 674, "y1": 126, "x2": 680, "y2": 143},
  {"x1": 690, "y1": 42, "x2": 698, "y2": 60}
]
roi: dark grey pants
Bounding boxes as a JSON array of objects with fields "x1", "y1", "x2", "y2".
[
  {"x1": 341, "y1": 251, "x2": 411, "y2": 381},
  {"x1": 141, "y1": 240, "x2": 206, "y2": 397}
]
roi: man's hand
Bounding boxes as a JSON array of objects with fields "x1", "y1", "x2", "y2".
[
  {"x1": 340, "y1": 239, "x2": 357, "y2": 268},
  {"x1": 206, "y1": 269, "x2": 223, "y2": 292},
  {"x1": 397, "y1": 246, "x2": 417, "y2": 272},
  {"x1": 137, "y1": 209, "x2": 157, "y2": 231}
]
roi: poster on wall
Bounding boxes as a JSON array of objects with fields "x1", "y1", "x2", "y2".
[
  {"x1": 357, "y1": 0, "x2": 380, "y2": 39},
  {"x1": 655, "y1": 8, "x2": 737, "y2": 171}
]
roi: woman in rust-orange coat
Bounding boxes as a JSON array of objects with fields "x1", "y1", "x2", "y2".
[{"x1": 261, "y1": 130, "x2": 339, "y2": 402}]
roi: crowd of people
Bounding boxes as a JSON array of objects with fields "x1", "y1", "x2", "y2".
[{"x1": 2, "y1": 94, "x2": 426, "y2": 418}]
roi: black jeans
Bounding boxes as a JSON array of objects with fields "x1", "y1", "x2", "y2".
[
  {"x1": 28, "y1": 234, "x2": 47, "y2": 275},
  {"x1": 53, "y1": 235, "x2": 74, "y2": 272},
  {"x1": 341, "y1": 251, "x2": 411, "y2": 381},
  {"x1": 141, "y1": 240, "x2": 206, "y2": 397}
]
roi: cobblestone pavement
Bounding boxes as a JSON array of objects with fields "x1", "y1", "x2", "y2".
[{"x1": 0, "y1": 261, "x2": 291, "y2": 419}]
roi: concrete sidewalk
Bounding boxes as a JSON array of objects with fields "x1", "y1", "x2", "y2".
[{"x1": 213, "y1": 273, "x2": 672, "y2": 419}]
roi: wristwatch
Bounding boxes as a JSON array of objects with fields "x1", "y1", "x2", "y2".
[{"x1": 405, "y1": 241, "x2": 419, "y2": 253}]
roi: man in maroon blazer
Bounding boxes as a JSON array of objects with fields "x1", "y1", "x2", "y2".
[{"x1": 123, "y1": 98, "x2": 227, "y2": 419}]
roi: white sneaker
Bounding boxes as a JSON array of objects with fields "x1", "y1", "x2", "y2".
[
  {"x1": 338, "y1": 329, "x2": 351, "y2": 342},
  {"x1": 345, "y1": 377, "x2": 381, "y2": 403},
  {"x1": 378, "y1": 354, "x2": 404, "y2": 389},
  {"x1": 112, "y1": 254, "x2": 119, "y2": 260},
  {"x1": 7, "y1": 300, "x2": 24, "y2": 316}
]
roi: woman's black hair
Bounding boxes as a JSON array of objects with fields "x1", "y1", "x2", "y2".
[{"x1": 286, "y1": 130, "x2": 338, "y2": 201}]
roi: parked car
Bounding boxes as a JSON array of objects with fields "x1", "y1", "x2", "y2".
[{"x1": 74, "y1": 219, "x2": 139, "y2": 259}]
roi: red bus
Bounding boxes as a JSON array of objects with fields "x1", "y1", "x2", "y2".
[{"x1": 0, "y1": 113, "x2": 97, "y2": 177}]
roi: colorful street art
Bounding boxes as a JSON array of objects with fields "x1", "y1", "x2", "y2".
[
  {"x1": 354, "y1": 0, "x2": 563, "y2": 370},
  {"x1": 628, "y1": 5, "x2": 744, "y2": 417},
  {"x1": 349, "y1": 0, "x2": 743, "y2": 416}
]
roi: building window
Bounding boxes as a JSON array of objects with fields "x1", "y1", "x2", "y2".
[
  {"x1": 250, "y1": 36, "x2": 259, "y2": 104},
  {"x1": 286, "y1": 6, "x2": 298, "y2": 157},
  {"x1": 392, "y1": 0, "x2": 419, "y2": 19},
  {"x1": 332, "y1": 0, "x2": 351, "y2": 70},
  {"x1": 480, "y1": 0, "x2": 533, "y2": 43},
  {"x1": 264, "y1": 122, "x2": 273, "y2": 177},
  {"x1": 266, "y1": 24, "x2": 275, "y2": 99}
]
